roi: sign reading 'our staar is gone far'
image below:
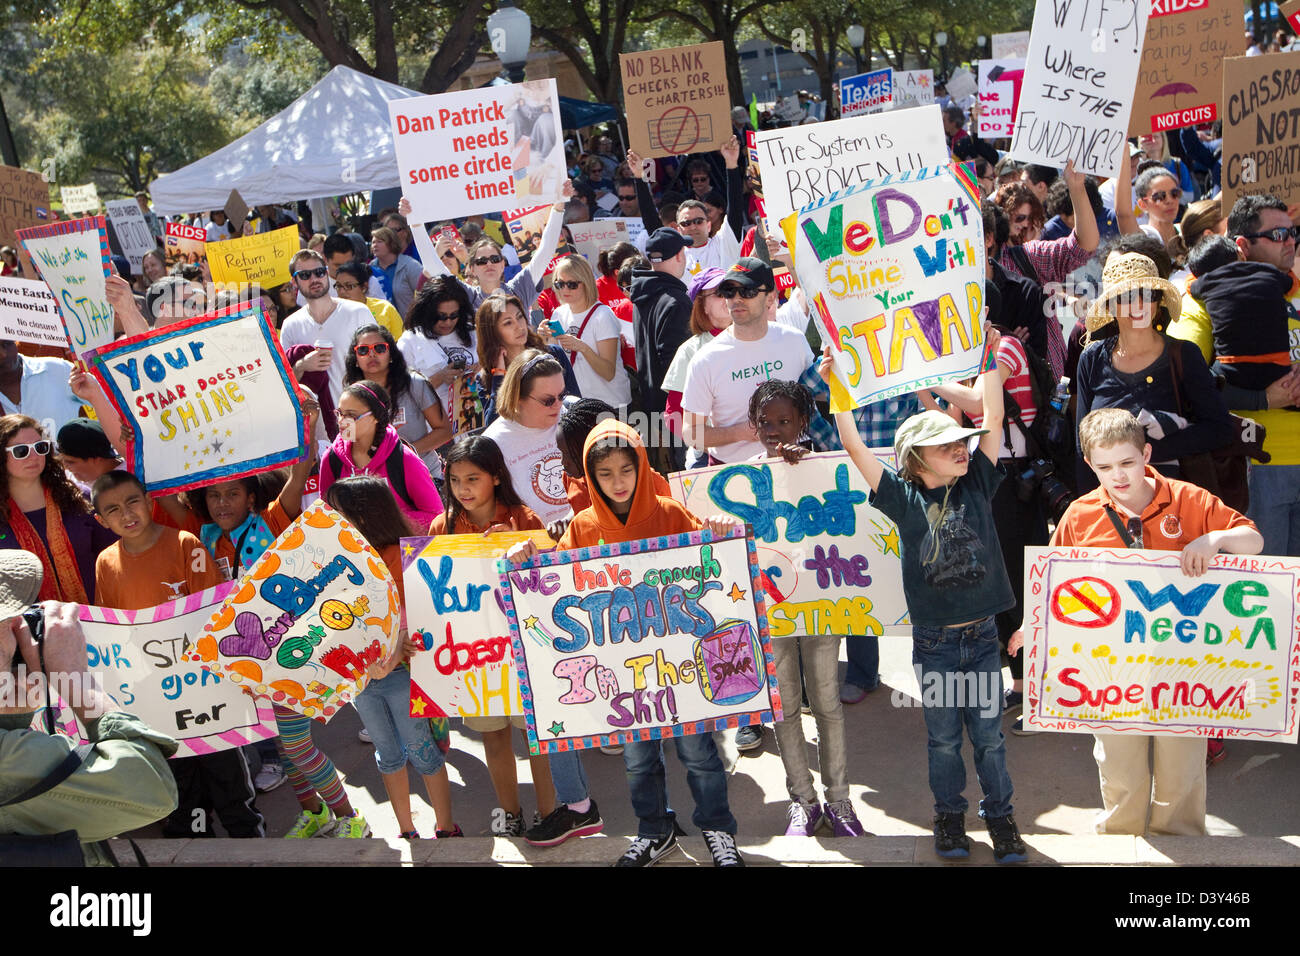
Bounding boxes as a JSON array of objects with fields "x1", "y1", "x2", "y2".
[{"x1": 498, "y1": 528, "x2": 782, "y2": 755}]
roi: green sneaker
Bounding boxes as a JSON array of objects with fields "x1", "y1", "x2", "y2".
[
  {"x1": 285, "y1": 805, "x2": 333, "y2": 839},
  {"x1": 332, "y1": 814, "x2": 372, "y2": 838}
]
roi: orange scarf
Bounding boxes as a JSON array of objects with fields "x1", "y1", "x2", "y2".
[{"x1": 8, "y1": 488, "x2": 88, "y2": 604}]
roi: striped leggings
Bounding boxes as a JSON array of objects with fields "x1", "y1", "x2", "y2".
[{"x1": 273, "y1": 704, "x2": 349, "y2": 814}]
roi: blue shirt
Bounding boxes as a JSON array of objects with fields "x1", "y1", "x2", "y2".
[{"x1": 0, "y1": 355, "x2": 87, "y2": 438}]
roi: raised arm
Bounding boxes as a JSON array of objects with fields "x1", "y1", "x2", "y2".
[
  {"x1": 1065, "y1": 160, "x2": 1099, "y2": 254},
  {"x1": 626, "y1": 149, "x2": 663, "y2": 232},
  {"x1": 525, "y1": 188, "x2": 571, "y2": 287},
  {"x1": 722, "y1": 137, "x2": 745, "y2": 241},
  {"x1": 976, "y1": 326, "x2": 1004, "y2": 464},
  {"x1": 817, "y1": 348, "x2": 885, "y2": 491}
]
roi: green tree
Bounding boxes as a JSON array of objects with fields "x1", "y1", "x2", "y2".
[
  {"x1": 519, "y1": 0, "x2": 646, "y2": 105},
  {"x1": 641, "y1": 0, "x2": 779, "y2": 106}
]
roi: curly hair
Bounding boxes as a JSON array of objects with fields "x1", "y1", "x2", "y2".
[
  {"x1": 747, "y1": 380, "x2": 815, "y2": 432},
  {"x1": 407, "y1": 276, "x2": 475, "y2": 345},
  {"x1": 995, "y1": 182, "x2": 1045, "y2": 241},
  {"x1": 0, "y1": 414, "x2": 90, "y2": 517}
]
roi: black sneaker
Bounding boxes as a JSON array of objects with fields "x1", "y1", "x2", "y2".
[
  {"x1": 613, "y1": 831, "x2": 679, "y2": 867},
  {"x1": 932, "y1": 812, "x2": 970, "y2": 859},
  {"x1": 985, "y1": 813, "x2": 1028, "y2": 863},
  {"x1": 702, "y1": 829, "x2": 745, "y2": 867},
  {"x1": 1003, "y1": 689, "x2": 1023, "y2": 713},
  {"x1": 523, "y1": 801, "x2": 604, "y2": 847},
  {"x1": 734, "y1": 725, "x2": 764, "y2": 752}
]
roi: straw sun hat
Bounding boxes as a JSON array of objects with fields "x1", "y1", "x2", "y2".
[{"x1": 1084, "y1": 251, "x2": 1182, "y2": 336}]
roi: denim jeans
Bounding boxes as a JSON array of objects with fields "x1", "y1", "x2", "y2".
[
  {"x1": 622, "y1": 733, "x2": 737, "y2": 838},
  {"x1": 1247, "y1": 462, "x2": 1300, "y2": 557},
  {"x1": 352, "y1": 670, "x2": 444, "y2": 776},
  {"x1": 911, "y1": 616, "x2": 1014, "y2": 818},
  {"x1": 547, "y1": 749, "x2": 590, "y2": 806},
  {"x1": 844, "y1": 634, "x2": 880, "y2": 689}
]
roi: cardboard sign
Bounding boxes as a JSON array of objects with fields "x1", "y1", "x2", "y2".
[
  {"x1": 185, "y1": 500, "x2": 402, "y2": 719},
  {"x1": 205, "y1": 224, "x2": 298, "y2": 288},
  {"x1": 163, "y1": 221, "x2": 207, "y2": 270},
  {"x1": 1221, "y1": 52, "x2": 1300, "y2": 209},
  {"x1": 1284, "y1": 0, "x2": 1300, "y2": 31},
  {"x1": 567, "y1": 218, "x2": 632, "y2": 265},
  {"x1": 403, "y1": 530, "x2": 555, "y2": 718},
  {"x1": 390, "y1": 79, "x2": 566, "y2": 223},
  {"x1": 783, "y1": 164, "x2": 986, "y2": 411},
  {"x1": 1130, "y1": 0, "x2": 1243, "y2": 134},
  {"x1": 840, "y1": 69, "x2": 893, "y2": 117},
  {"x1": 15, "y1": 216, "x2": 114, "y2": 359},
  {"x1": 945, "y1": 67, "x2": 978, "y2": 102},
  {"x1": 0, "y1": 165, "x2": 51, "y2": 260},
  {"x1": 503, "y1": 204, "x2": 552, "y2": 265},
  {"x1": 1009, "y1": 0, "x2": 1151, "y2": 178},
  {"x1": 0, "y1": 276, "x2": 67, "y2": 348},
  {"x1": 978, "y1": 59, "x2": 1024, "y2": 138},
  {"x1": 78, "y1": 584, "x2": 276, "y2": 757},
  {"x1": 87, "y1": 302, "x2": 308, "y2": 494},
  {"x1": 60, "y1": 183, "x2": 100, "y2": 215},
  {"x1": 498, "y1": 528, "x2": 782, "y2": 755},
  {"x1": 992, "y1": 31, "x2": 1032, "y2": 58},
  {"x1": 1022, "y1": 547, "x2": 1300, "y2": 740},
  {"x1": 105, "y1": 199, "x2": 156, "y2": 275},
  {"x1": 892, "y1": 70, "x2": 936, "y2": 110},
  {"x1": 621, "y1": 42, "x2": 732, "y2": 159},
  {"x1": 668, "y1": 453, "x2": 908, "y2": 636},
  {"x1": 223, "y1": 189, "x2": 249, "y2": 232}
]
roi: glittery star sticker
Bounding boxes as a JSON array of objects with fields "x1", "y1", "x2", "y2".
[
  {"x1": 225, "y1": 429, "x2": 232, "y2": 437},
  {"x1": 548, "y1": 721, "x2": 565, "y2": 737},
  {"x1": 524, "y1": 615, "x2": 540, "y2": 630},
  {"x1": 728, "y1": 583, "x2": 747, "y2": 602}
]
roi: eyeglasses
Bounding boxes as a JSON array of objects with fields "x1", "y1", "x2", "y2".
[
  {"x1": 716, "y1": 285, "x2": 767, "y2": 299},
  {"x1": 618, "y1": 193, "x2": 636, "y2": 201},
  {"x1": 335, "y1": 409, "x2": 373, "y2": 421},
  {"x1": 335, "y1": 282, "x2": 360, "y2": 293},
  {"x1": 527, "y1": 392, "x2": 563, "y2": 408},
  {"x1": 553, "y1": 279, "x2": 582, "y2": 290},
  {"x1": 294, "y1": 267, "x2": 328, "y2": 280},
  {"x1": 1243, "y1": 226, "x2": 1300, "y2": 243},
  {"x1": 472, "y1": 254, "x2": 504, "y2": 266},
  {"x1": 678, "y1": 217, "x2": 707, "y2": 228},
  {"x1": 353, "y1": 343, "x2": 389, "y2": 357},
  {"x1": 1148, "y1": 188, "x2": 1183, "y2": 203},
  {"x1": 7, "y1": 440, "x2": 51, "y2": 459}
]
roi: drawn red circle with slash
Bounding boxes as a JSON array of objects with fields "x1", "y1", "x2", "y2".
[
  {"x1": 656, "y1": 107, "x2": 701, "y2": 154},
  {"x1": 1050, "y1": 576, "x2": 1120, "y2": 629}
]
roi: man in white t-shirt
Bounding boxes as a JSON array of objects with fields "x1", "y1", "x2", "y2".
[
  {"x1": 681, "y1": 257, "x2": 815, "y2": 463},
  {"x1": 279, "y1": 249, "x2": 374, "y2": 401}
]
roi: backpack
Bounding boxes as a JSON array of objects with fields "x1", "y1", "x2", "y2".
[
  {"x1": 995, "y1": 325, "x2": 1077, "y2": 488},
  {"x1": 325, "y1": 440, "x2": 418, "y2": 513}
]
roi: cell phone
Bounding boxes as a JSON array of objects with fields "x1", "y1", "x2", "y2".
[{"x1": 547, "y1": 319, "x2": 566, "y2": 336}]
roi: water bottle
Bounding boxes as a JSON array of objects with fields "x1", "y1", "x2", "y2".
[{"x1": 1047, "y1": 377, "x2": 1070, "y2": 446}]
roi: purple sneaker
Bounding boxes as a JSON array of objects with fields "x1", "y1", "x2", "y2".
[
  {"x1": 824, "y1": 799, "x2": 866, "y2": 837},
  {"x1": 784, "y1": 800, "x2": 823, "y2": 836}
]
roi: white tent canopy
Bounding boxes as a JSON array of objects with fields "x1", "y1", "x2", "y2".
[{"x1": 149, "y1": 65, "x2": 424, "y2": 215}]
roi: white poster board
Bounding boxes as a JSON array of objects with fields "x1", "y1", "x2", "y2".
[
  {"x1": 0, "y1": 276, "x2": 68, "y2": 348},
  {"x1": 105, "y1": 199, "x2": 157, "y2": 275},
  {"x1": 978, "y1": 59, "x2": 1024, "y2": 138}
]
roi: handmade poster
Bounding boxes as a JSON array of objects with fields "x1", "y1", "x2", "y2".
[
  {"x1": 15, "y1": 216, "x2": 114, "y2": 359},
  {"x1": 163, "y1": 221, "x2": 207, "y2": 271},
  {"x1": 621, "y1": 42, "x2": 732, "y2": 159},
  {"x1": 498, "y1": 528, "x2": 782, "y2": 754},
  {"x1": 452, "y1": 375, "x2": 484, "y2": 435},
  {"x1": 0, "y1": 164, "x2": 50, "y2": 256},
  {"x1": 390, "y1": 79, "x2": 566, "y2": 222},
  {"x1": 1285, "y1": 0, "x2": 1300, "y2": 32},
  {"x1": 223, "y1": 188, "x2": 250, "y2": 232},
  {"x1": 840, "y1": 69, "x2": 893, "y2": 118},
  {"x1": 403, "y1": 529, "x2": 555, "y2": 718},
  {"x1": 782, "y1": 163, "x2": 986, "y2": 411},
  {"x1": 992, "y1": 31, "x2": 1032, "y2": 59},
  {"x1": 503, "y1": 204, "x2": 552, "y2": 266},
  {"x1": 1009, "y1": 0, "x2": 1151, "y2": 178},
  {"x1": 0, "y1": 276, "x2": 66, "y2": 348},
  {"x1": 60, "y1": 182, "x2": 100, "y2": 215},
  {"x1": 1129, "y1": 0, "x2": 1242, "y2": 135},
  {"x1": 567, "y1": 218, "x2": 632, "y2": 265},
  {"x1": 87, "y1": 301, "x2": 308, "y2": 494},
  {"x1": 77, "y1": 584, "x2": 276, "y2": 757},
  {"x1": 892, "y1": 70, "x2": 935, "y2": 110},
  {"x1": 945, "y1": 67, "x2": 978, "y2": 102},
  {"x1": 205, "y1": 224, "x2": 298, "y2": 288},
  {"x1": 104, "y1": 199, "x2": 156, "y2": 274},
  {"x1": 669, "y1": 452, "x2": 908, "y2": 636},
  {"x1": 185, "y1": 499, "x2": 403, "y2": 719},
  {"x1": 1221, "y1": 52, "x2": 1300, "y2": 209},
  {"x1": 978, "y1": 59, "x2": 1024, "y2": 138},
  {"x1": 1022, "y1": 548, "x2": 1300, "y2": 740}
]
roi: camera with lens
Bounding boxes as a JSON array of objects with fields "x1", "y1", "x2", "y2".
[
  {"x1": 450, "y1": 354, "x2": 467, "y2": 370},
  {"x1": 1013, "y1": 458, "x2": 1073, "y2": 522}
]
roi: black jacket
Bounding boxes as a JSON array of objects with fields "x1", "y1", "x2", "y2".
[{"x1": 630, "y1": 269, "x2": 692, "y2": 414}]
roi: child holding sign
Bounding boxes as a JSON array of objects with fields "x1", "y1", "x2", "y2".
[{"x1": 820, "y1": 327, "x2": 1029, "y2": 863}]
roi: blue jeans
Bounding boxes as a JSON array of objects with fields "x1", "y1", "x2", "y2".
[
  {"x1": 844, "y1": 634, "x2": 880, "y2": 689},
  {"x1": 1247, "y1": 462, "x2": 1300, "y2": 557},
  {"x1": 911, "y1": 616, "x2": 1014, "y2": 819},
  {"x1": 547, "y1": 749, "x2": 589, "y2": 806},
  {"x1": 623, "y1": 733, "x2": 736, "y2": 838},
  {"x1": 352, "y1": 670, "x2": 445, "y2": 776}
]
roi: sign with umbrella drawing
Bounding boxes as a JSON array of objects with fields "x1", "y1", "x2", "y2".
[{"x1": 1129, "y1": 0, "x2": 1243, "y2": 136}]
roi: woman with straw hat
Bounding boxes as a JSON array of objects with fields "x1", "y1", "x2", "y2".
[{"x1": 1074, "y1": 252, "x2": 1234, "y2": 491}]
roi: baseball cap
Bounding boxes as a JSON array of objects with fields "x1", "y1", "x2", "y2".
[
  {"x1": 894, "y1": 410, "x2": 987, "y2": 467},
  {"x1": 687, "y1": 268, "x2": 727, "y2": 300},
  {"x1": 718, "y1": 256, "x2": 774, "y2": 291},
  {"x1": 645, "y1": 228, "x2": 689, "y2": 263},
  {"x1": 57, "y1": 419, "x2": 119, "y2": 460},
  {"x1": 0, "y1": 551, "x2": 43, "y2": 619}
]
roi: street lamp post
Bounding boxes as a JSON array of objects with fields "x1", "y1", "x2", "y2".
[
  {"x1": 487, "y1": 0, "x2": 532, "y2": 84},
  {"x1": 976, "y1": 34, "x2": 987, "y2": 59},
  {"x1": 847, "y1": 23, "x2": 866, "y2": 73},
  {"x1": 935, "y1": 30, "x2": 949, "y2": 79}
]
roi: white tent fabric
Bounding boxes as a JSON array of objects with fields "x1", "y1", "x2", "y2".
[{"x1": 149, "y1": 66, "x2": 425, "y2": 215}]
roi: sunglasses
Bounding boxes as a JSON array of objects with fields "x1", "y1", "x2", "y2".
[
  {"x1": 472, "y1": 254, "x2": 504, "y2": 266},
  {"x1": 1115, "y1": 289, "x2": 1160, "y2": 307},
  {"x1": 1012, "y1": 214, "x2": 1032, "y2": 225},
  {"x1": 354, "y1": 343, "x2": 389, "y2": 357},
  {"x1": 1244, "y1": 226, "x2": 1300, "y2": 243},
  {"x1": 553, "y1": 279, "x2": 582, "y2": 290},
  {"x1": 527, "y1": 392, "x2": 563, "y2": 408},
  {"x1": 294, "y1": 267, "x2": 328, "y2": 280},
  {"x1": 1148, "y1": 188, "x2": 1182, "y2": 203},
  {"x1": 335, "y1": 409, "x2": 373, "y2": 421},
  {"x1": 678, "y1": 217, "x2": 708, "y2": 228},
  {"x1": 716, "y1": 285, "x2": 767, "y2": 299},
  {"x1": 441, "y1": 251, "x2": 458, "y2": 260},
  {"x1": 7, "y1": 440, "x2": 50, "y2": 459},
  {"x1": 618, "y1": 193, "x2": 636, "y2": 201}
]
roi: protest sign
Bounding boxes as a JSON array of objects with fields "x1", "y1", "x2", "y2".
[
  {"x1": 0, "y1": 165, "x2": 50, "y2": 257},
  {"x1": 1022, "y1": 547, "x2": 1300, "y2": 740},
  {"x1": 163, "y1": 221, "x2": 206, "y2": 270},
  {"x1": 945, "y1": 67, "x2": 978, "y2": 101},
  {"x1": 60, "y1": 183, "x2": 100, "y2": 215},
  {"x1": 1285, "y1": 0, "x2": 1300, "y2": 31},
  {"x1": 87, "y1": 301, "x2": 308, "y2": 494},
  {"x1": 1009, "y1": 0, "x2": 1151, "y2": 178},
  {"x1": 185, "y1": 499, "x2": 402, "y2": 719},
  {"x1": 16, "y1": 216, "x2": 113, "y2": 359},
  {"x1": 205, "y1": 224, "x2": 297, "y2": 288},
  {"x1": 892, "y1": 70, "x2": 935, "y2": 110},
  {"x1": 783, "y1": 163, "x2": 986, "y2": 411},
  {"x1": 503, "y1": 204, "x2": 552, "y2": 265},
  {"x1": 992, "y1": 31, "x2": 1032, "y2": 58},
  {"x1": 621, "y1": 42, "x2": 731, "y2": 159},
  {"x1": 105, "y1": 199, "x2": 156, "y2": 274},
  {"x1": 978, "y1": 60, "x2": 1024, "y2": 138},
  {"x1": 567, "y1": 218, "x2": 632, "y2": 265},
  {"x1": 77, "y1": 584, "x2": 276, "y2": 757},
  {"x1": 0, "y1": 276, "x2": 66, "y2": 348},
  {"x1": 403, "y1": 529, "x2": 555, "y2": 718},
  {"x1": 390, "y1": 79, "x2": 566, "y2": 223},
  {"x1": 1129, "y1": 0, "x2": 1242, "y2": 134},
  {"x1": 224, "y1": 188, "x2": 249, "y2": 232},
  {"x1": 1221, "y1": 52, "x2": 1300, "y2": 209},
  {"x1": 669, "y1": 452, "x2": 908, "y2": 636},
  {"x1": 452, "y1": 376, "x2": 485, "y2": 435},
  {"x1": 840, "y1": 69, "x2": 893, "y2": 117},
  {"x1": 499, "y1": 528, "x2": 782, "y2": 754}
]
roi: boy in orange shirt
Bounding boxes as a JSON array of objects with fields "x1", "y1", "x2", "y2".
[
  {"x1": 1012, "y1": 408, "x2": 1262, "y2": 835},
  {"x1": 92, "y1": 470, "x2": 265, "y2": 837}
]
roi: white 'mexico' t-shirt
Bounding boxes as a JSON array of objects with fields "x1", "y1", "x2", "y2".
[
  {"x1": 683, "y1": 227, "x2": 741, "y2": 280},
  {"x1": 482, "y1": 416, "x2": 572, "y2": 525},
  {"x1": 681, "y1": 322, "x2": 814, "y2": 462},
  {"x1": 279, "y1": 299, "x2": 374, "y2": 400},
  {"x1": 552, "y1": 302, "x2": 631, "y2": 408}
]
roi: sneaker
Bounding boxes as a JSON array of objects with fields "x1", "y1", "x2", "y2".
[
  {"x1": 1206, "y1": 739, "x2": 1227, "y2": 767},
  {"x1": 932, "y1": 812, "x2": 970, "y2": 858},
  {"x1": 823, "y1": 798, "x2": 866, "y2": 837},
  {"x1": 496, "y1": 809, "x2": 525, "y2": 837},
  {"x1": 784, "y1": 800, "x2": 823, "y2": 836},
  {"x1": 702, "y1": 829, "x2": 745, "y2": 867},
  {"x1": 734, "y1": 725, "x2": 764, "y2": 752},
  {"x1": 1010, "y1": 716, "x2": 1034, "y2": 736},
  {"x1": 840, "y1": 683, "x2": 870, "y2": 705},
  {"x1": 599, "y1": 742, "x2": 624, "y2": 755},
  {"x1": 332, "y1": 813, "x2": 371, "y2": 838},
  {"x1": 435, "y1": 825, "x2": 463, "y2": 838},
  {"x1": 285, "y1": 804, "x2": 333, "y2": 839},
  {"x1": 524, "y1": 801, "x2": 604, "y2": 847},
  {"x1": 613, "y1": 831, "x2": 678, "y2": 867},
  {"x1": 985, "y1": 813, "x2": 1028, "y2": 863},
  {"x1": 254, "y1": 761, "x2": 286, "y2": 793},
  {"x1": 1003, "y1": 689, "x2": 1023, "y2": 713},
  {"x1": 399, "y1": 830, "x2": 420, "y2": 840},
  {"x1": 358, "y1": 727, "x2": 372, "y2": 744}
]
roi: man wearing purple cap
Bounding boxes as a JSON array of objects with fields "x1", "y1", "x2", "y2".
[{"x1": 630, "y1": 228, "x2": 693, "y2": 472}]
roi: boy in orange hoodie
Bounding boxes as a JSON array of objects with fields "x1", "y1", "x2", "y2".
[{"x1": 509, "y1": 419, "x2": 747, "y2": 866}]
